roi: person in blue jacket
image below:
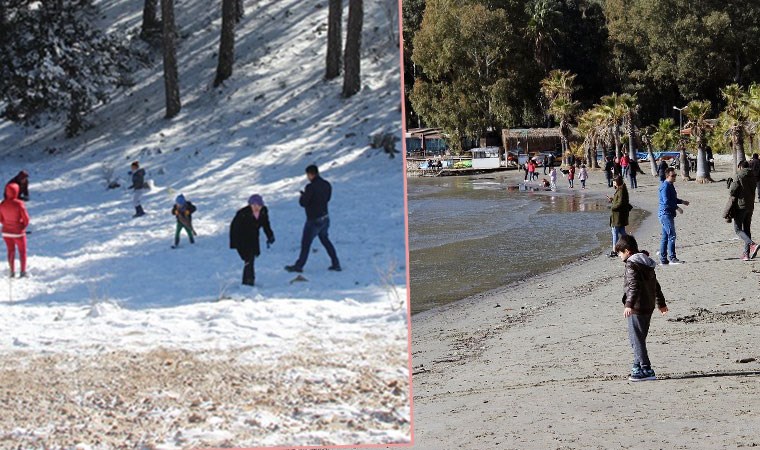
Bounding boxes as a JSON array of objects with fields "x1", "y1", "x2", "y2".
[
  {"x1": 658, "y1": 168, "x2": 690, "y2": 264},
  {"x1": 285, "y1": 165, "x2": 341, "y2": 273}
]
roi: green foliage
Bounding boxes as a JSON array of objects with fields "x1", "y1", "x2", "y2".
[
  {"x1": 410, "y1": 0, "x2": 538, "y2": 146},
  {"x1": 605, "y1": 0, "x2": 760, "y2": 125},
  {"x1": 651, "y1": 118, "x2": 679, "y2": 151}
]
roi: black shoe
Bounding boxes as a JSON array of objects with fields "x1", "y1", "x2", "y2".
[
  {"x1": 19, "y1": 271, "x2": 27, "y2": 278},
  {"x1": 242, "y1": 279, "x2": 255, "y2": 286},
  {"x1": 285, "y1": 265, "x2": 303, "y2": 273},
  {"x1": 608, "y1": 251, "x2": 617, "y2": 258},
  {"x1": 328, "y1": 265, "x2": 342, "y2": 271}
]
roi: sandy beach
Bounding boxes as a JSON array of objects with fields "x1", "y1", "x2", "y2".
[{"x1": 411, "y1": 157, "x2": 760, "y2": 448}]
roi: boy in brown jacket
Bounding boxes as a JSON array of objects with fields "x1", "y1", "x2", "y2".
[{"x1": 615, "y1": 235, "x2": 669, "y2": 381}]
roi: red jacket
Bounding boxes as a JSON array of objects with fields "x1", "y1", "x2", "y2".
[{"x1": 0, "y1": 184, "x2": 30, "y2": 236}]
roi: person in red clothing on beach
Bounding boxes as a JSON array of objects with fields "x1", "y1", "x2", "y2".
[{"x1": 0, "y1": 183, "x2": 30, "y2": 278}]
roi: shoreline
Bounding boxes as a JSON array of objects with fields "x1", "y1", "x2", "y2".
[
  {"x1": 410, "y1": 170, "x2": 650, "y2": 316},
  {"x1": 411, "y1": 158, "x2": 760, "y2": 448}
]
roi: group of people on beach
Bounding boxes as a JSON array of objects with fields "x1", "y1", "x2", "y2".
[
  {"x1": 0, "y1": 163, "x2": 341, "y2": 286},
  {"x1": 609, "y1": 153, "x2": 760, "y2": 382}
]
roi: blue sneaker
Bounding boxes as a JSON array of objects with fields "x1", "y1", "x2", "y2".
[{"x1": 629, "y1": 365, "x2": 656, "y2": 381}]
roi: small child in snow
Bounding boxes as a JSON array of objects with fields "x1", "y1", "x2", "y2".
[
  {"x1": 615, "y1": 234, "x2": 668, "y2": 381},
  {"x1": 171, "y1": 194, "x2": 196, "y2": 248}
]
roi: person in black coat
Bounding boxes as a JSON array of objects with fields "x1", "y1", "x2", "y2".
[
  {"x1": 5, "y1": 171, "x2": 29, "y2": 201},
  {"x1": 657, "y1": 159, "x2": 669, "y2": 182},
  {"x1": 230, "y1": 194, "x2": 275, "y2": 286},
  {"x1": 285, "y1": 165, "x2": 341, "y2": 273}
]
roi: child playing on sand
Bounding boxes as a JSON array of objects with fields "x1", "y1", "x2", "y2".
[
  {"x1": 549, "y1": 167, "x2": 557, "y2": 191},
  {"x1": 614, "y1": 234, "x2": 668, "y2": 381},
  {"x1": 579, "y1": 164, "x2": 588, "y2": 189}
]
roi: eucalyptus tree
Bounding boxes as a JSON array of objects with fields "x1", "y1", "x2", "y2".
[
  {"x1": 411, "y1": 0, "x2": 535, "y2": 152},
  {"x1": 683, "y1": 100, "x2": 713, "y2": 183},
  {"x1": 721, "y1": 84, "x2": 750, "y2": 169}
]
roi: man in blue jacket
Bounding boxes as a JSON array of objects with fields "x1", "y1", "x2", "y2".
[
  {"x1": 658, "y1": 168, "x2": 690, "y2": 264},
  {"x1": 285, "y1": 165, "x2": 341, "y2": 273}
]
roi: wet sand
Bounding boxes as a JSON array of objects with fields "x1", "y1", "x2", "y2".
[{"x1": 412, "y1": 158, "x2": 760, "y2": 448}]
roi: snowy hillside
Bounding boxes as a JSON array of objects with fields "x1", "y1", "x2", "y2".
[{"x1": 0, "y1": 0, "x2": 409, "y2": 447}]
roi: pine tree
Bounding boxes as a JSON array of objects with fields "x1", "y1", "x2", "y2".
[
  {"x1": 342, "y1": 0, "x2": 362, "y2": 97},
  {"x1": 161, "y1": 0, "x2": 181, "y2": 118},
  {"x1": 141, "y1": 0, "x2": 161, "y2": 40},
  {"x1": 214, "y1": 0, "x2": 236, "y2": 86},
  {"x1": 325, "y1": 0, "x2": 342, "y2": 80}
]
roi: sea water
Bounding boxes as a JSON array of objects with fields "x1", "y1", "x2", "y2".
[{"x1": 408, "y1": 173, "x2": 638, "y2": 314}]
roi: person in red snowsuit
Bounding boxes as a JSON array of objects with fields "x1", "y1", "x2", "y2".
[{"x1": 0, "y1": 183, "x2": 30, "y2": 277}]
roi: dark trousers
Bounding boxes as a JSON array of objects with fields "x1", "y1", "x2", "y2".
[
  {"x1": 237, "y1": 249, "x2": 256, "y2": 285},
  {"x1": 628, "y1": 313, "x2": 652, "y2": 368},
  {"x1": 295, "y1": 216, "x2": 339, "y2": 269},
  {"x1": 734, "y1": 208, "x2": 754, "y2": 254},
  {"x1": 630, "y1": 174, "x2": 638, "y2": 189}
]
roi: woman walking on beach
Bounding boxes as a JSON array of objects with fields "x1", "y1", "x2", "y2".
[{"x1": 607, "y1": 176, "x2": 631, "y2": 257}]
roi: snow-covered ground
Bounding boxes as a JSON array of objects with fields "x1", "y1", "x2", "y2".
[{"x1": 0, "y1": 0, "x2": 409, "y2": 446}]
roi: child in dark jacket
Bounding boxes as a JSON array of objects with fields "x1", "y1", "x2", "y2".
[
  {"x1": 171, "y1": 194, "x2": 196, "y2": 248},
  {"x1": 615, "y1": 235, "x2": 669, "y2": 381}
]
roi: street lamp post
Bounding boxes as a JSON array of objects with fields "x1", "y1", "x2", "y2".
[{"x1": 673, "y1": 105, "x2": 686, "y2": 131}]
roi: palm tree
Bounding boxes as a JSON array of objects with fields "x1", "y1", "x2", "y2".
[
  {"x1": 683, "y1": 100, "x2": 713, "y2": 183},
  {"x1": 525, "y1": 0, "x2": 562, "y2": 72},
  {"x1": 540, "y1": 70, "x2": 579, "y2": 165},
  {"x1": 640, "y1": 127, "x2": 658, "y2": 176},
  {"x1": 620, "y1": 93, "x2": 639, "y2": 160},
  {"x1": 746, "y1": 82, "x2": 760, "y2": 156},
  {"x1": 599, "y1": 93, "x2": 626, "y2": 159},
  {"x1": 651, "y1": 118, "x2": 679, "y2": 173},
  {"x1": 721, "y1": 83, "x2": 749, "y2": 169}
]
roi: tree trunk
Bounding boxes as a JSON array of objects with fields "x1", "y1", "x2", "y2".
[
  {"x1": 613, "y1": 124, "x2": 621, "y2": 159},
  {"x1": 735, "y1": 129, "x2": 746, "y2": 168},
  {"x1": 627, "y1": 121, "x2": 636, "y2": 160},
  {"x1": 141, "y1": 0, "x2": 161, "y2": 39},
  {"x1": 214, "y1": 0, "x2": 236, "y2": 87},
  {"x1": 695, "y1": 131, "x2": 711, "y2": 183},
  {"x1": 234, "y1": 0, "x2": 244, "y2": 22},
  {"x1": 326, "y1": 0, "x2": 342, "y2": 80},
  {"x1": 342, "y1": 0, "x2": 362, "y2": 97},
  {"x1": 162, "y1": 0, "x2": 181, "y2": 118},
  {"x1": 679, "y1": 148, "x2": 688, "y2": 180}
]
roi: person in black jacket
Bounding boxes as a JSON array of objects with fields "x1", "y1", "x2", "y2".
[
  {"x1": 230, "y1": 194, "x2": 274, "y2": 286},
  {"x1": 128, "y1": 161, "x2": 148, "y2": 217},
  {"x1": 5, "y1": 171, "x2": 29, "y2": 201},
  {"x1": 285, "y1": 165, "x2": 341, "y2": 273}
]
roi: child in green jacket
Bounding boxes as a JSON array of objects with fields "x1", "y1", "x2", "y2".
[{"x1": 171, "y1": 194, "x2": 196, "y2": 248}]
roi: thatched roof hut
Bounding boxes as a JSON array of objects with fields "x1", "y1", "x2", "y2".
[{"x1": 501, "y1": 128, "x2": 580, "y2": 154}]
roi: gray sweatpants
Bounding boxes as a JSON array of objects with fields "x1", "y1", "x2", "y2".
[{"x1": 627, "y1": 313, "x2": 652, "y2": 368}]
